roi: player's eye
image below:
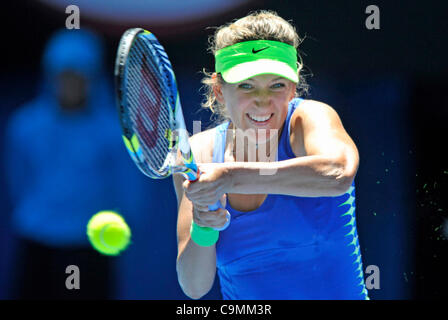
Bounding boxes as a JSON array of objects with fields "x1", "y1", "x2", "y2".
[
  {"x1": 271, "y1": 82, "x2": 286, "y2": 89},
  {"x1": 238, "y1": 83, "x2": 253, "y2": 90}
]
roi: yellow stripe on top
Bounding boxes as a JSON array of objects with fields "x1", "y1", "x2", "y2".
[
  {"x1": 122, "y1": 135, "x2": 134, "y2": 153},
  {"x1": 131, "y1": 134, "x2": 140, "y2": 151}
]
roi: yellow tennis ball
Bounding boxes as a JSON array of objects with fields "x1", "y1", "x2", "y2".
[{"x1": 86, "y1": 211, "x2": 131, "y2": 256}]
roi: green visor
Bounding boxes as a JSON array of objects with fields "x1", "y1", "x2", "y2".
[{"x1": 215, "y1": 40, "x2": 298, "y2": 84}]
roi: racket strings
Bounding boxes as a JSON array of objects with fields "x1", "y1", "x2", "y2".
[
  {"x1": 128, "y1": 40, "x2": 170, "y2": 129},
  {"x1": 124, "y1": 36, "x2": 175, "y2": 176}
]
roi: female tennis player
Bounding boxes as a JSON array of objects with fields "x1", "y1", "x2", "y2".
[{"x1": 174, "y1": 10, "x2": 369, "y2": 300}]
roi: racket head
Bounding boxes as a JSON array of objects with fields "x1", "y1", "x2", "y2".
[{"x1": 115, "y1": 28, "x2": 185, "y2": 179}]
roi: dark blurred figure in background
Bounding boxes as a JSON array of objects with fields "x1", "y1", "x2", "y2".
[{"x1": 3, "y1": 29, "x2": 150, "y2": 299}]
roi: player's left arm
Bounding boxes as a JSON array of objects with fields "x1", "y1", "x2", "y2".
[
  {"x1": 187, "y1": 100, "x2": 359, "y2": 201},
  {"x1": 225, "y1": 99, "x2": 358, "y2": 197},
  {"x1": 291, "y1": 99, "x2": 359, "y2": 193}
]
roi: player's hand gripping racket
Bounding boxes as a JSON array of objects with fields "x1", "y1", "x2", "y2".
[{"x1": 114, "y1": 28, "x2": 230, "y2": 247}]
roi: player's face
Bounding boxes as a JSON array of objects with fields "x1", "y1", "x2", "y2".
[{"x1": 218, "y1": 74, "x2": 296, "y2": 143}]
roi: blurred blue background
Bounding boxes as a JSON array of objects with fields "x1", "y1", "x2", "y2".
[{"x1": 0, "y1": 0, "x2": 447, "y2": 299}]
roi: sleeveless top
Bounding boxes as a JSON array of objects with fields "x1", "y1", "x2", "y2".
[{"x1": 213, "y1": 98, "x2": 369, "y2": 300}]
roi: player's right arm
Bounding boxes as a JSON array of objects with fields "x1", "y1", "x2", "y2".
[{"x1": 174, "y1": 129, "x2": 220, "y2": 300}]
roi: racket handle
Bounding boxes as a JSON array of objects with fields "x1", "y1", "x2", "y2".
[
  {"x1": 187, "y1": 165, "x2": 230, "y2": 246},
  {"x1": 209, "y1": 204, "x2": 231, "y2": 231}
]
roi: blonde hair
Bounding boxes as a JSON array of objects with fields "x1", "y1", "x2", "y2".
[{"x1": 201, "y1": 10, "x2": 310, "y2": 123}]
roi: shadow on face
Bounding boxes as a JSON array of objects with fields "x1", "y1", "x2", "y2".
[{"x1": 57, "y1": 70, "x2": 88, "y2": 112}]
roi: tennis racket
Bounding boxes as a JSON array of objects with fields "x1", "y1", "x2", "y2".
[{"x1": 114, "y1": 28, "x2": 229, "y2": 246}]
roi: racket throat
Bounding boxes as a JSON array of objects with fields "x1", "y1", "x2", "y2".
[{"x1": 172, "y1": 165, "x2": 199, "y2": 181}]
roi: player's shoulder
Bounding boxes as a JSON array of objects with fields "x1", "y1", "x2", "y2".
[
  {"x1": 188, "y1": 126, "x2": 218, "y2": 163},
  {"x1": 291, "y1": 98, "x2": 340, "y2": 127},
  {"x1": 293, "y1": 99, "x2": 338, "y2": 118}
]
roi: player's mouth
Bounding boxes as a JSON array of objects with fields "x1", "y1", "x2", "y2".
[{"x1": 246, "y1": 113, "x2": 273, "y2": 125}]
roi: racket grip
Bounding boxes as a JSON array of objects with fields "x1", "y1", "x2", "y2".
[
  {"x1": 187, "y1": 166, "x2": 230, "y2": 246},
  {"x1": 208, "y1": 199, "x2": 231, "y2": 231}
]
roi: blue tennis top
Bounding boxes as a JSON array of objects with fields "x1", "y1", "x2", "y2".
[{"x1": 213, "y1": 98, "x2": 369, "y2": 300}]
